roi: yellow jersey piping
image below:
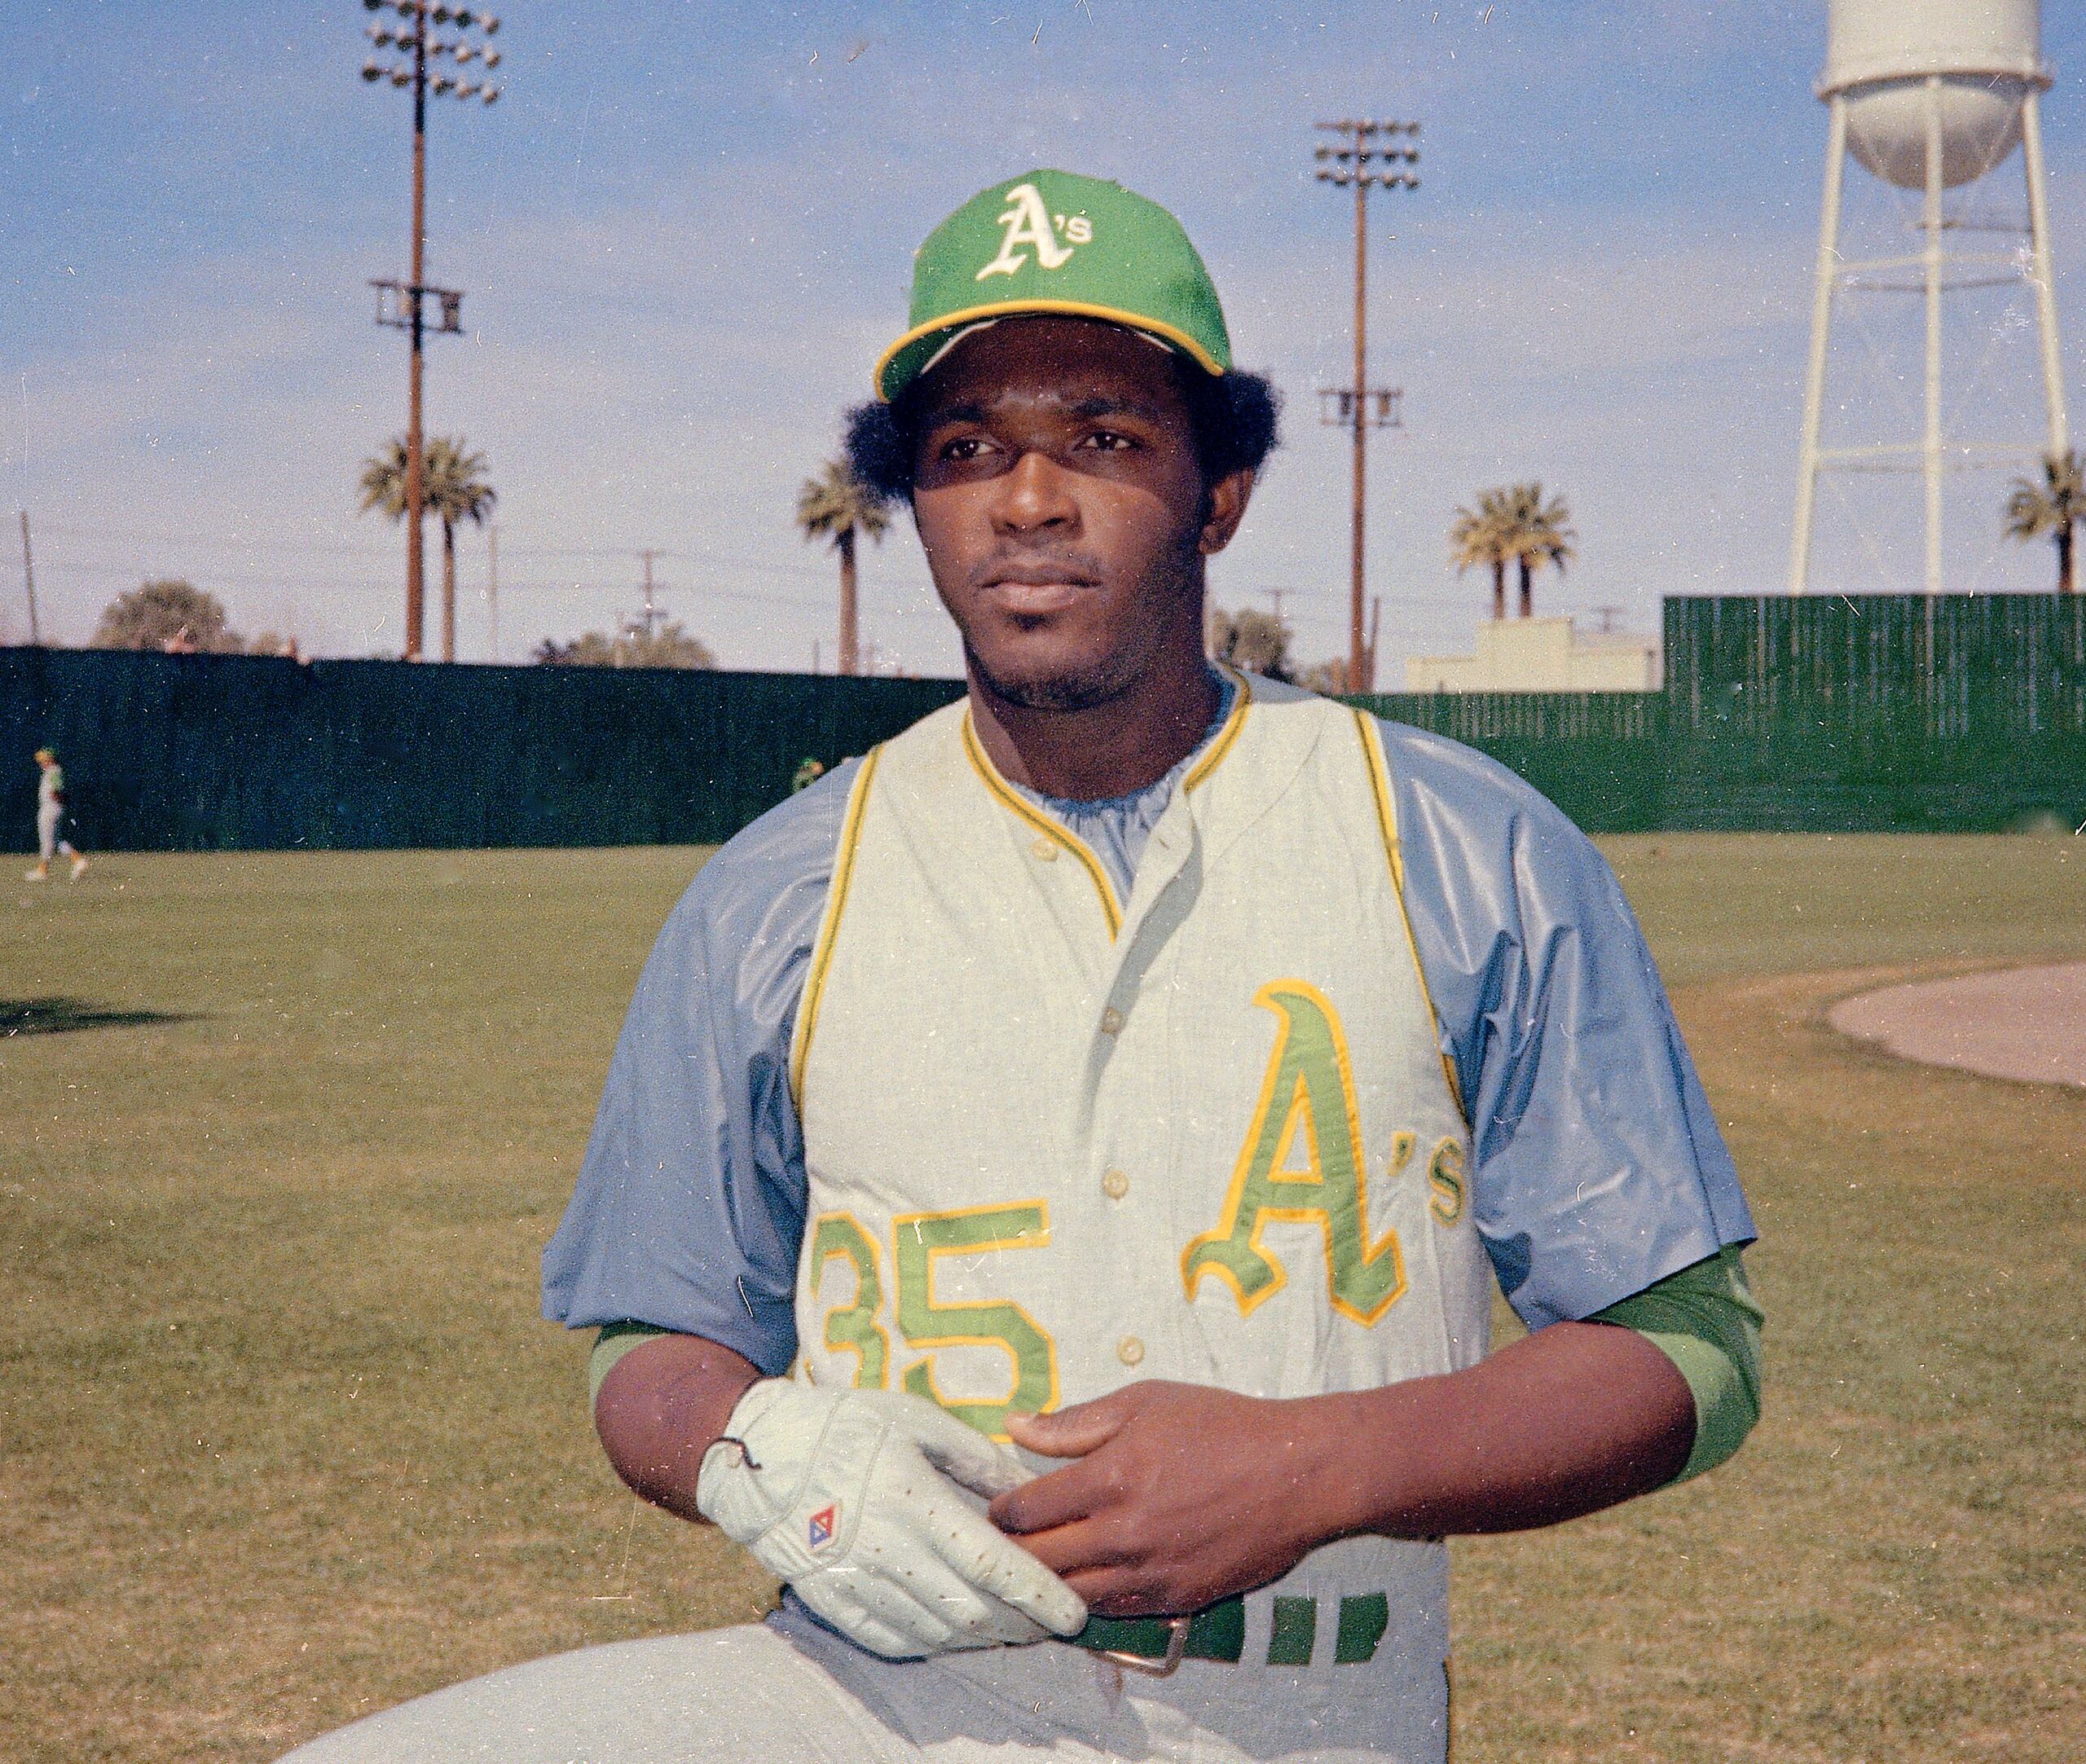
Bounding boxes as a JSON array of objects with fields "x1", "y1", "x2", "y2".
[
  {"x1": 789, "y1": 745, "x2": 883, "y2": 1111},
  {"x1": 874, "y1": 300, "x2": 1226, "y2": 400},
  {"x1": 1353, "y1": 709, "x2": 1470, "y2": 1127},
  {"x1": 1183, "y1": 664, "x2": 1252, "y2": 791},
  {"x1": 959, "y1": 711, "x2": 1124, "y2": 938}
]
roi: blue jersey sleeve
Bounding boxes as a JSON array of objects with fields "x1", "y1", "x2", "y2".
[
  {"x1": 1381, "y1": 720, "x2": 1755, "y2": 1331},
  {"x1": 539, "y1": 761, "x2": 860, "y2": 1374}
]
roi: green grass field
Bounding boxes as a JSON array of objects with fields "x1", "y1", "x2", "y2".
[{"x1": 3, "y1": 837, "x2": 2083, "y2": 1762}]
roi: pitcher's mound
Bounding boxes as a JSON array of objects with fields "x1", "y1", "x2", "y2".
[{"x1": 1829, "y1": 963, "x2": 2086, "y2": 1089}]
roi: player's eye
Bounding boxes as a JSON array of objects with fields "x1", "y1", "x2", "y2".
[
  {"x1": 937, "y1": 434, "x2": 995, "y2": 463},
  {"x1": 1076, "y1": 429, "x2": 1138, "y2": 453}
]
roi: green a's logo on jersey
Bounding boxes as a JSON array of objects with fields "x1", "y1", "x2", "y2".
[{"x1": 1182, "y1": 980, "x2": 1408, "y2": 1326}]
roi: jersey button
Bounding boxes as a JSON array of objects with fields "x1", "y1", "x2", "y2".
[
  {"x1": 1101, "y1": 1168, "x2": 1129, "y2": 1200},
  {"x1": 1099, "y1": 1007, "x2": 1124, "y2": 1037},
  {"x1": 1116, "y1": 1336, "x2": 1146, "y2": 1367},
  {"x1": 1030, "y1": 837, "x2": 1059, "y2": 861}
]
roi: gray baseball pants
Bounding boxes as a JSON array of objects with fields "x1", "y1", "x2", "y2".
[
  {"x1": 274, "y1": 1602, "x2": 1444, "y2": 1763},
  {"x1": 37, "y1": 800, "x2": 70, "y2": 862}
]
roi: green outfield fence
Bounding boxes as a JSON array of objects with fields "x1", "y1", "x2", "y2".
[
  {"x1": 6, "y1": 594, "x2": 2083, "y2": 850},
  {"x1": 1354, "y1": 688, "x2": 1669, "y2": 832},
  {"x1": 1365, "y1": 592, "x2": 2085, "y2": 834},
  {"x1": 0, "y1": 648, "x2": 963, "y2": 852},
  {"x1": 1648, "y1": 592, "x2": 2086, "y2": 830}
]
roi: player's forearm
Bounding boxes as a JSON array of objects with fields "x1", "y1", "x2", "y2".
[
  {"x1": 1300, "y1": 1320, "x2": 1696, "y2": 1541},
  {"x1": 997, "y1": 1325, "x2": 1696, "y2": 1617},
  {"x1": 592, "y1": 1332, "x2": 764, "y2": 1524}
]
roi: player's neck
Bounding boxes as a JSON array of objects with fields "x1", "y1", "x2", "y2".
[{"x1": 967, "y1": 644, "x2": 1219, "y2": 803}]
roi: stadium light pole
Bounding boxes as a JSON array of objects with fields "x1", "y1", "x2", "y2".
[
  {"x1": 1315, "y1": 119, "x2": 1419, "y2": 693},
  {"x1": 360, "y1": 0, "x2": 500, "y2": 660}
]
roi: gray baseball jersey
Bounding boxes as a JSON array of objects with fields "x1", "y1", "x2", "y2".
[{"x1": 286, "y1": 674, "x2": 1755, "y2": 1764}]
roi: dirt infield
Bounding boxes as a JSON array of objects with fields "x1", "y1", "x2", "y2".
[{"x1": 1828, "y1": 962, "x2": 2086, "y2": 1089}]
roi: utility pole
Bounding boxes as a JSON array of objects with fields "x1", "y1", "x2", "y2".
[
  {"x1": 640, "y1": 550, "x2": 662, "y2": 640},
  {"x1": 617, "y1": 552, "x2": 670, "y2": 651},
  {"x1": 18, "y1": 510, "x2": 37, "y2": 646},
  {"x1": 1314, "y1": 117, "x2": 1419, "y2": 693},
  {"x1": 360, "y1": 1, "x2": 501, "y2": 659},
  {"x1": 486, "y1": 523, "x2": 499, "y2": 661}
]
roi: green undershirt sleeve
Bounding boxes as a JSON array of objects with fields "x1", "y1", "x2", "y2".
[
  {"x1": 589, "y1": 1321, "x2": 673, "y2": 1409},
  {"x1": 1591, "y1": 1245, "x2": 1764, "y2": 1484}
]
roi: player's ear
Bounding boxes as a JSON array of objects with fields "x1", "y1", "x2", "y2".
[{"x1": 1199, "y1": 468, "x2": 1255, "y2": 556}]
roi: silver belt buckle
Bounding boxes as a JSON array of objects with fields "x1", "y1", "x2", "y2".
[{"x1": 1099, "y1": 1615, "x2": 1190, "y2": 1678}]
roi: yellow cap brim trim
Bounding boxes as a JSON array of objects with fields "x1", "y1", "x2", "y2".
[{"x1": 874, "y1": 299, "x2": 1226, "y2": 403}]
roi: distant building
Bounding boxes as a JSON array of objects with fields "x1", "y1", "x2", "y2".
[{"x1": 1404, "y1": 616, "x2": 1659, "y2": 693}]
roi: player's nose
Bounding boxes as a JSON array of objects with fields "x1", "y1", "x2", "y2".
[{"x1": 988, "y1": 449, "x2": 1080, "y2": 534}]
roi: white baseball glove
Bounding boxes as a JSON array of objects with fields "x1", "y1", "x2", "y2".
[{"x1": 696, "y1": 1379, "x2": 1087, "y2": 1660}]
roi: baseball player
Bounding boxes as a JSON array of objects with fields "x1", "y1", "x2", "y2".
[
  {"x1": 283, "y1": 171, "x2": 1762, "y2": 1764},
  {"x1": 25, "y1": 748, "x2": 88, "y2": 882}
]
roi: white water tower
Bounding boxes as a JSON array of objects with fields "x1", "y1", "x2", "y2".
[{"x1": 1789, "y1": 0, "x2": 2069, "y2": 593}]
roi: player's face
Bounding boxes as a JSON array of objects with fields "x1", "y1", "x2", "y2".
[{"x1": 909, "y1": 319, "x2": 1246, "y2": 712}]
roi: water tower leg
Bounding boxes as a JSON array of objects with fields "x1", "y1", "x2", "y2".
[
  {"x1": 1789, "y1": 94, "x2": 1847, "y2": 596},
  {"x1": 1921, "y1": 76, "x2": 1945, "y2": 600},
  {"x1": 2021, "y1": 87, "x2": 2070, "y2": 461}
]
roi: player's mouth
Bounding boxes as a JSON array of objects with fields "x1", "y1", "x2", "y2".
[{"x1": 979, "y1": 561, "x2": 1102, "y2": 618}]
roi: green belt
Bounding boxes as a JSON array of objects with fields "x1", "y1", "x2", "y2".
[
  {"x1": 1067, "y1": 1591, "x2": 1390, "y2": 1674},
  {"x1": 1069, "y1": 1599, "x2": 1246, "y2": 1669}
]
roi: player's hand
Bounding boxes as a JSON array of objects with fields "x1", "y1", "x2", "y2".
[
  {"x1": 992, "y1": 1382, "x2": 1326, "y2": 1617},
  {"x1": 695, "y1": 1379, "x2": 1088, "y2": 1660}
]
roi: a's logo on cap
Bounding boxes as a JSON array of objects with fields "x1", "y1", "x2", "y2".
[
  {"x1": 976, "y1": 182, "x2": 1093, "y2": 281},
  {"x1": 807, "y1": 1503, "x2": 838, "y2": 1551}
]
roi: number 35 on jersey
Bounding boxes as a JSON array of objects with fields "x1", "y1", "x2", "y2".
[{"x1": 802, "y1": 980, "x2": 1470, "y2": 1439}]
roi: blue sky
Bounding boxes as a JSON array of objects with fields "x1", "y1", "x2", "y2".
[{"x1": 6, "y1": 2, "x2": 2086, "y2": 673}]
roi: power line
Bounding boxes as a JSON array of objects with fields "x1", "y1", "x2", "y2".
[
  {"x1": 20, "y1": 521, "x2": 1405, "y2": 635},
  {"x1": 25, "y1": 552, "x2": 952, "y2": 621},
  {"x1": 27, "y1": 521, "x2": 851, "y2": 585},
  {"x1": 24, "y1": 550, "x2": 887, "y2": 602},
  {"x1": 503, "y1": 542, "x2": 838, "y2": 583},
  {"x1": 31, "y1": 521, "x2": 400, "y2": 558}
]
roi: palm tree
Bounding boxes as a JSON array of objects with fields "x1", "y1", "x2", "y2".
[
  {"x1": 1503, "y1": 482, "x2": 1576, "y2": 619},
  {"x1": 424, "y1": 439, "x2": 497, "y2": 662},
  {"x1": 1449, "y1": 489, "x2": 1516, "y2": 622},
  {"x1": 2004, "y1": 448, "x2": 2084, "y2": 595},
  {"x1": 358, "y1": 437, "x2": 498, "y2": 661},
  {"x1": 356, "y1": 446, "x2": 417, "y2": 658},
  {"x1": 796, "y1": 460, "x2": 890, "y2": 675}
]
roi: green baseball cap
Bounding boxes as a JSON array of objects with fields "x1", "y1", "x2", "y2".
[{"x1": 873, "y1": 169, "x2": 1233, "y2": 403}]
